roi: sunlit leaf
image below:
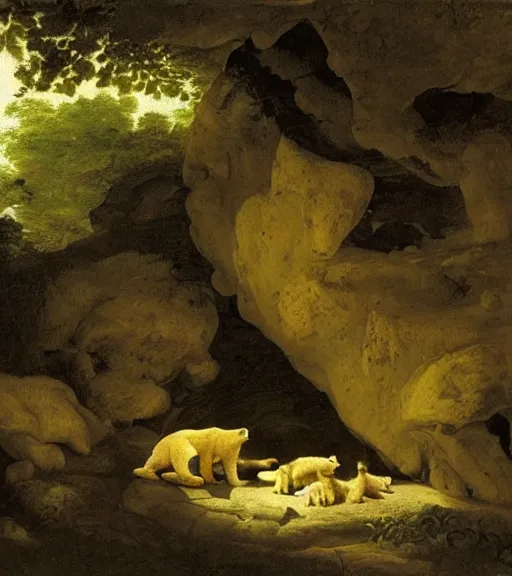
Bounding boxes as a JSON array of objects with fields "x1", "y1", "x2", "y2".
[
  {"x1": 62, "y1": 79, "x2": 77, "y2": 97},
  {"x1": 6, "y1": 38, "x2": 24, "y2": 61},
  {"x1": 74, "y1": 58, "x2": 96, "y2": 80},
  {"x1": 144, "y1": 79, "x2": 158, "y2": 96},
  {"x1": 95, "y1": 76, "x2": 110, "y2": 88},
  {"x1": 161, "y1": 83, "x2": 180, "y2": 98}
]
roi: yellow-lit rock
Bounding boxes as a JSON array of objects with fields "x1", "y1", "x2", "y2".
[
  {"x1": 187, "y1": 101, "x2": 512, "y2": 501},
  {"x1": 234, "y1": 136, "x2": 373, "y2": 328},
  {"x1": 184, "y1": 74, "x2": 281, "y2": 295},
  {"x1": 86, "y1": 372, "x2": 171, "y2": 423},
  {"x1": 460, "y1": 132, "x2": 512, "y2": 243},
  {"x1": 112, "y1": 0, "x2": 512, "y2": 240},
  {"x1": 37, "y1": 252, "x2": 219, "y2": 423},
  {"x1": 402, "y1": 344, "x2": 512, "y2": 430},
  {"x1": 185, "y1": 72, "x2": 512, "y2": 504},
  {"x1": 0, "y1": 374, "x2": 109, "y2": 481},
  {"x1": 429, "y1": 424, "x2": 512, "y2": 505}
]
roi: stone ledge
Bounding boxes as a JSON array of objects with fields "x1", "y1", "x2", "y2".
[{"x1": 121, "y1": 479, "x2": 512, "y2": 575}]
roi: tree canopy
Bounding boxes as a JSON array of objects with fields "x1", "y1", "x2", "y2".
[
  {"x1": 0, "y1": 1, "x2": 202, "y2": 254},
  {"x1": 0, "y1": 3, "x2": 202, "y2": 102},
  {"x1": 0, "y1": 94, "x2": 185, "y2": 252}
]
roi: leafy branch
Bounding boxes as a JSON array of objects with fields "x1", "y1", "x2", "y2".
[{"x1": 1, "y1": 3, "x2": 201, "y2": 101}]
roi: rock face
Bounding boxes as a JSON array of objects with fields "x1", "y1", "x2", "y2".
[
  {"x1": 164, "y1": 313, "x2": 378, "y2": 470},
  {"x1": 36, "y1": 252, "x2": 219, "y2": 423},
  {"x1": 459, "y1": 133, "x2": 512, "y2": 243},
  {"x1": 182, "y1": 17, "x2": 512, "y2": 506},
  {"x1": 4, "y1": 0, "x2": 512, "y2": 508},
  {"x1": 0, "y1": 373, "x2": 109, "y2": 482},
  {"x1": 114, "y1": 1, "x2": 512, "y2": 245},
  {"x1": 184, "y1": 74, "x2": 281, "y2": 294}
]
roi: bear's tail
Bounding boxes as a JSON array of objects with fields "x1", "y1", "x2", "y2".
[{"x1": 257, "y1": 470, "x2": 278, "y2": 483}]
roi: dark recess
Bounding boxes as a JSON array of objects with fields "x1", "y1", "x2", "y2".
[
  {"x1": 225, "y1": 25, "x2": 468, "y2": 255},
  {"x1": 274, "y1": 21, "x2": 352, "y2": 97},
  {"x1": 486, "y1": 412, "x2": 512, "y2": 460},
  {"x1": 413, "y1": 89, "x2": 495, "y2": 127}
]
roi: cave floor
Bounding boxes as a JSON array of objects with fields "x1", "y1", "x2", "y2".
[
  {"x1": 3, "y1": 475, "x2": 512, "y2": 576},
  {"x1": 121, "y1": 479, "x2": 512, "y2": 576}
]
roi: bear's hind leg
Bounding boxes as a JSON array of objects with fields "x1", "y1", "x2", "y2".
[
  {"x1": 133, "y1": 450, "x2": 169, "y2": 481},
  {"x1": 165, "y1": 439, "x2": 204, "y2": 487},
  {"x1": 160, "y1": 471, "x2": 203, "y2": 487}
]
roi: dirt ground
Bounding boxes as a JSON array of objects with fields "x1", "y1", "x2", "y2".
[{"x1": 2, "y1": 476, "x2": 512, "y2": 576}]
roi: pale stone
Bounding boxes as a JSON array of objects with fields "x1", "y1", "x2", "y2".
[
  {"x1": 183, "y1": 74, "x2": 281, "y2": 295},
  {"x1": 37, "y1": 253, "x2": 218, "y2": 423},
  {"x1": 401, "y1": 344, "x2": 512, "y2": 430},
  {"x1": 184, "y1": 356, "x2": 220, "y2": 387},
  {"x1": 428, "y1": 424, "x2": 512, "y2": 504},
  {"x1": 5, "y1": 460, "x2": 35, "y2": 484},
  {"x1": 460, "y1": 133, "x2": 512, "y2": 243},
  {"x1": 86, "y1": 372, "x2": 171, "y2": 423},
  {"x1": 0, "y1": 374, "x2": 109, "y2": 480}
]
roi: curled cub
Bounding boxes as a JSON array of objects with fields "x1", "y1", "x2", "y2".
[
  {"x1": 258, "y1": 455, "x2": 339, "y2": 494},
  {"x1": 133, "y1": 427, "x2": 249, "y2": 487},
  {"x1": 295, "y1": 461, "x2": 393, "y2": 506}
]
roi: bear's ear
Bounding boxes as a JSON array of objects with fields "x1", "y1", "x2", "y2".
[
  {"x1": 238, "y1": 428, "x2": 249, "y2": 438},
  {"x1": 328, "y1": 455, "x2": 339, "y2": 464}
]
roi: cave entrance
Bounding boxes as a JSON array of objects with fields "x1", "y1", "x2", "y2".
[
  {"x1": 413, "y1": 88, "x2": 495, "y2": 128},
  {"x1": 225, "y1": 21, "x2": 352, "y2": 161},
  {"x1": 486, "y1": 412, "x2": 512, "y2": 460}
]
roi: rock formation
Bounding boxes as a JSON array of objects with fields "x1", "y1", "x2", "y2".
[
  {"x1": 2, "y1": 0, "x2": 512, "y2": 509},
  {"x1": 0, "y1": 373, "x2": 109, "y2": 482},
  {"x1": 36, "y1": 252, "x2": 219, "y2": 423},
  {"x1": 179, "y1": 14, "x2": 512, "y2": 505},
  {"x1": 2, "y1": 2, "x2": 512, "y2": 574}
]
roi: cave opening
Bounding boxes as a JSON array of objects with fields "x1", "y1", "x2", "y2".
[
  {"x1": 344, "y1": 176, "x2": 468, "y2": 252},
  {"x1": 226, "y1": 26, "x2": 469, "y2": 256},
  {"x1": 486, "y1": 412, "x2": 512, "y2": 460},
  {"x1": 225, "y1": 36, "x2": 346, "y2": 161},
  {"x1": 413, "y1": 87, "x2": 512, "y2": 140},
  {"x1": 272, "y1": 20, "x2": 353, "y2": 97},
  {"x1": 413, "y1": 89, "x2": 495, "y2": 128}
]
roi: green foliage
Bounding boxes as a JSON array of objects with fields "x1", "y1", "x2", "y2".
[
  {"x1": 136, "y1": 112, "x2": 172, "y2": 135},
  {"x1": 0, "y1": 167, "x2": 23, "y2": 206},
  {"x1": 2, "y1": 7, "x2": 202, "y2": 104},
  {"x1": 1, "y1": 19, "x2": 26, "y2": 61},
  {"x1": 0, "y1": 95, "x2": 185, "y2": 252},
  {"x1": 3, "y1": 93, "x2": 136, "y2": 193}
]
